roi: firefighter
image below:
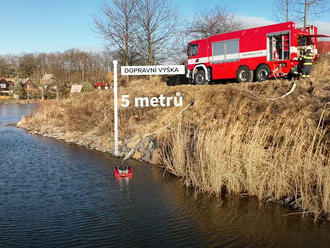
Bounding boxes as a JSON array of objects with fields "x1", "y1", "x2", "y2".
[{"x1": 300, "y1": 46, "x2": 314, "y2": 78}]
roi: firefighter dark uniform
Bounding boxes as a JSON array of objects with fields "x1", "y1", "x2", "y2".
[{"x1": 301, "y1": 50, "x2": 314, "y2": 78}]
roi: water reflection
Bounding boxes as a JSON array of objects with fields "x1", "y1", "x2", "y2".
[
  {"x1": 0, "y1": 103, "x2": 36, "y2": 126},
  {"x1": 152, "y1": 168, "x2": 330, "y2": 248},
  {"x1": 115, "y1": 178, "x2": 132, "y2": 190}
]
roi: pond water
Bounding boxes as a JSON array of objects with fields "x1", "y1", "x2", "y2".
[{"x1": 0, "y1": 104, "x2": 329, "y2": 248}]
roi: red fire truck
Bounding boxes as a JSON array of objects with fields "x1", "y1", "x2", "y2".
[{"x1": 186, "y1": 21, "x2": 327, "y2": 84}]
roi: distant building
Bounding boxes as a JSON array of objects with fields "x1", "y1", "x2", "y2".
[
  {"x1": 70, "y1": 84, "x2": 83, "y2": 94},
  {"x1": 94, "y1": 81, "x2": 109, "y2": 90},
  {"x1": 22, "y1": 78, "x2": 39, "y2": 96},
  {"x1": 1, "y1": 78, "x2": 38, "y2": 98},
  {"x1": 4, "y1": 78, "x2": 15, "y2": 87},
  {"x1": 0, "y1": 77, "x2": 10, "y2": 95},
  {"x1": 5, "y1": 78, "x2": 32, "y2": 88}
]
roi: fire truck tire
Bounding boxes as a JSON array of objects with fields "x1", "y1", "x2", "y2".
[
  {"x1": 255, "y1": 64, "x2": 271, "y2": 81},
  {"x1": 194, "y1": 70, "x2": 207, "y2": 85},
  {"x1": 236, "y1": 66, "x2": 252, "y2": 83}
]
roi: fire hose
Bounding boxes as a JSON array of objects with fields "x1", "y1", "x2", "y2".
[{"x1": 267, "y1": 80, "x2": 297, "y2": 101}]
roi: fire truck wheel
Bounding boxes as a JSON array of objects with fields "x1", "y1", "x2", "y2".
[
  {"x1": 194, "y1": 70, "x2": 207, "y2": 85},
  {"x1": 236, "y1": 66, "x2": 252, "y2": 83},
  {"x1": 255, "y1": 64, "x2": 270, "y2": 81}
]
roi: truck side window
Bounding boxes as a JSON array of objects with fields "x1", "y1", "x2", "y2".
[
  {"x1": 212, "y1": 41, "x2": 225, "y2": 63},
  {"x1": 212, "y1": 39, "x2": 239, "y2": 63},
  {"x1": 190, "y1": 44, "x2": 198, "y2": 57},
  {"x1": 225, "y1": 39, "x2": 239, "y2": 54},
  {"x1": 225, "y1": 39, "x2": 239, "y2": 62},
  {"x1": 267, "y1": 32, "x2": 290, "y2": 60},
  {"x1": 212, "y1": 41, "x2": 225, "y2": 56}
]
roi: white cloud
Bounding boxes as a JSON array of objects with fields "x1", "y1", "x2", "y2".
[
  {"x1": 75, "y1": 45, "x2": 103, "y2": 53},
  {"x1": 237, "y1": 16, "x2": 275, "y2": 29}
]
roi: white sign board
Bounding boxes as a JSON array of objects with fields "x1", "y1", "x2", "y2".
[
  {"x1": 121, "y1": 65, "x2": 185, "y2": 75},
  {"x1": 70, "y1": 84, "x2": 83, "y2": 94}
]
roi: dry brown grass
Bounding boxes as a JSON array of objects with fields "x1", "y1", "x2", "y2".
[
  {"x1": 18, "y1": 56, "x2": 330, "y2": 220},
  {"x1": 158, "y1": 108, "x2": 329, "y2": 220}
]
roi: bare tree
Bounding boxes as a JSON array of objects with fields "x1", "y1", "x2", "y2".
[
  {"x1": 134, "y1": 0, "x2": 178, "y2": 65},
  {"x1": 0, "y1": 57, "x2": 12, "y2": 77},
  {"x1": 185, "y1": 7, "x2": 243, "y2": 40},
  {"x1": 274, "y1": 0, "x2": 329, "y2": 26},
  {"x1": 94, "y1": 0, "x2": 139, "y2": 66},
  {"x1": 297, "y1": 0, "x2": 329, "y2": 27},
  {"x1": 274, "y1": 0, "x2": 293, "y2": 22},
  {"x1": 18, "y1": 54, "x2": 38, "y2": 78}
]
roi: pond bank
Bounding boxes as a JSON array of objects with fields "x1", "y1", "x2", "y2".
[
  {"x1": 17, "y1": 58, "x2": 330, "y2": 221},
  {"x1": 22, "y1": 125, "x2": 156, "y2": 163},
  {"x1": 0, "y1": 98, "x2": 45, "y2": 105},
  {"x1": 18, "y1": 114, "x2": 330, "y2": 221}
]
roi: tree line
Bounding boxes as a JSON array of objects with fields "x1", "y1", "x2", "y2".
[
  {"x1": 0, "y1": 49, "x2": 112, "y2": 83},
  {"x1": 0, "y1": 0, "x2": 327, "y2": 84}
]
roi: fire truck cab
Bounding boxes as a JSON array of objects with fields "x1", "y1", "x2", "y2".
[{"x1": 186, "y1": 22, "x2": 324, "y2": 84}]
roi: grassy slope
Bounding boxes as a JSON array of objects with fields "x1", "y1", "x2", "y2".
[{"x1": 18, "y1": 56, "x2": 330, "y2": 220}]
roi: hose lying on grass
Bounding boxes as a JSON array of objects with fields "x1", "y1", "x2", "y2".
[
  {"x1": 267, "y1": 80, "x2": 297, "y2": 101},
  {"x1": 245, "y1": 80, "x2": 297, "y2": 101}
]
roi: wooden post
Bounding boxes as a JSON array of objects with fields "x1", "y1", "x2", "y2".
[
  {"x1": 41, "y1": 86, "x2": 44, "y2": 101},
  {"x1": 56, "y1": 85, "x2": 59, "y2": 102},
  {"x1": 27, "y1": 85, "x2": 30, "y2": 101}
]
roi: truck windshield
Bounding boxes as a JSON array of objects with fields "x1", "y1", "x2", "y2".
[{"x1": 188, "y1": 44, "x2": 198, "y2": 57}]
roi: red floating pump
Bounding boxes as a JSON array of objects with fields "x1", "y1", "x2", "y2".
[{"x1": 114, "y1": 166, "x2": 133, "y2": 179}]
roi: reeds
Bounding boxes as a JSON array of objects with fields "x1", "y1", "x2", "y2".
[{"x1": 158, "y1": 105, "x2": 330, "y2": 220}]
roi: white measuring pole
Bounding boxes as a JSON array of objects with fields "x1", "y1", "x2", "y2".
[{"x1": 113, "y1": 60, "x2": 119, "y2": 156}]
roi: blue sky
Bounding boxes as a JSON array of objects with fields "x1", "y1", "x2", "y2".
[{"x1": 0, "y1": 0, "x2": 329, "y2": 55}]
